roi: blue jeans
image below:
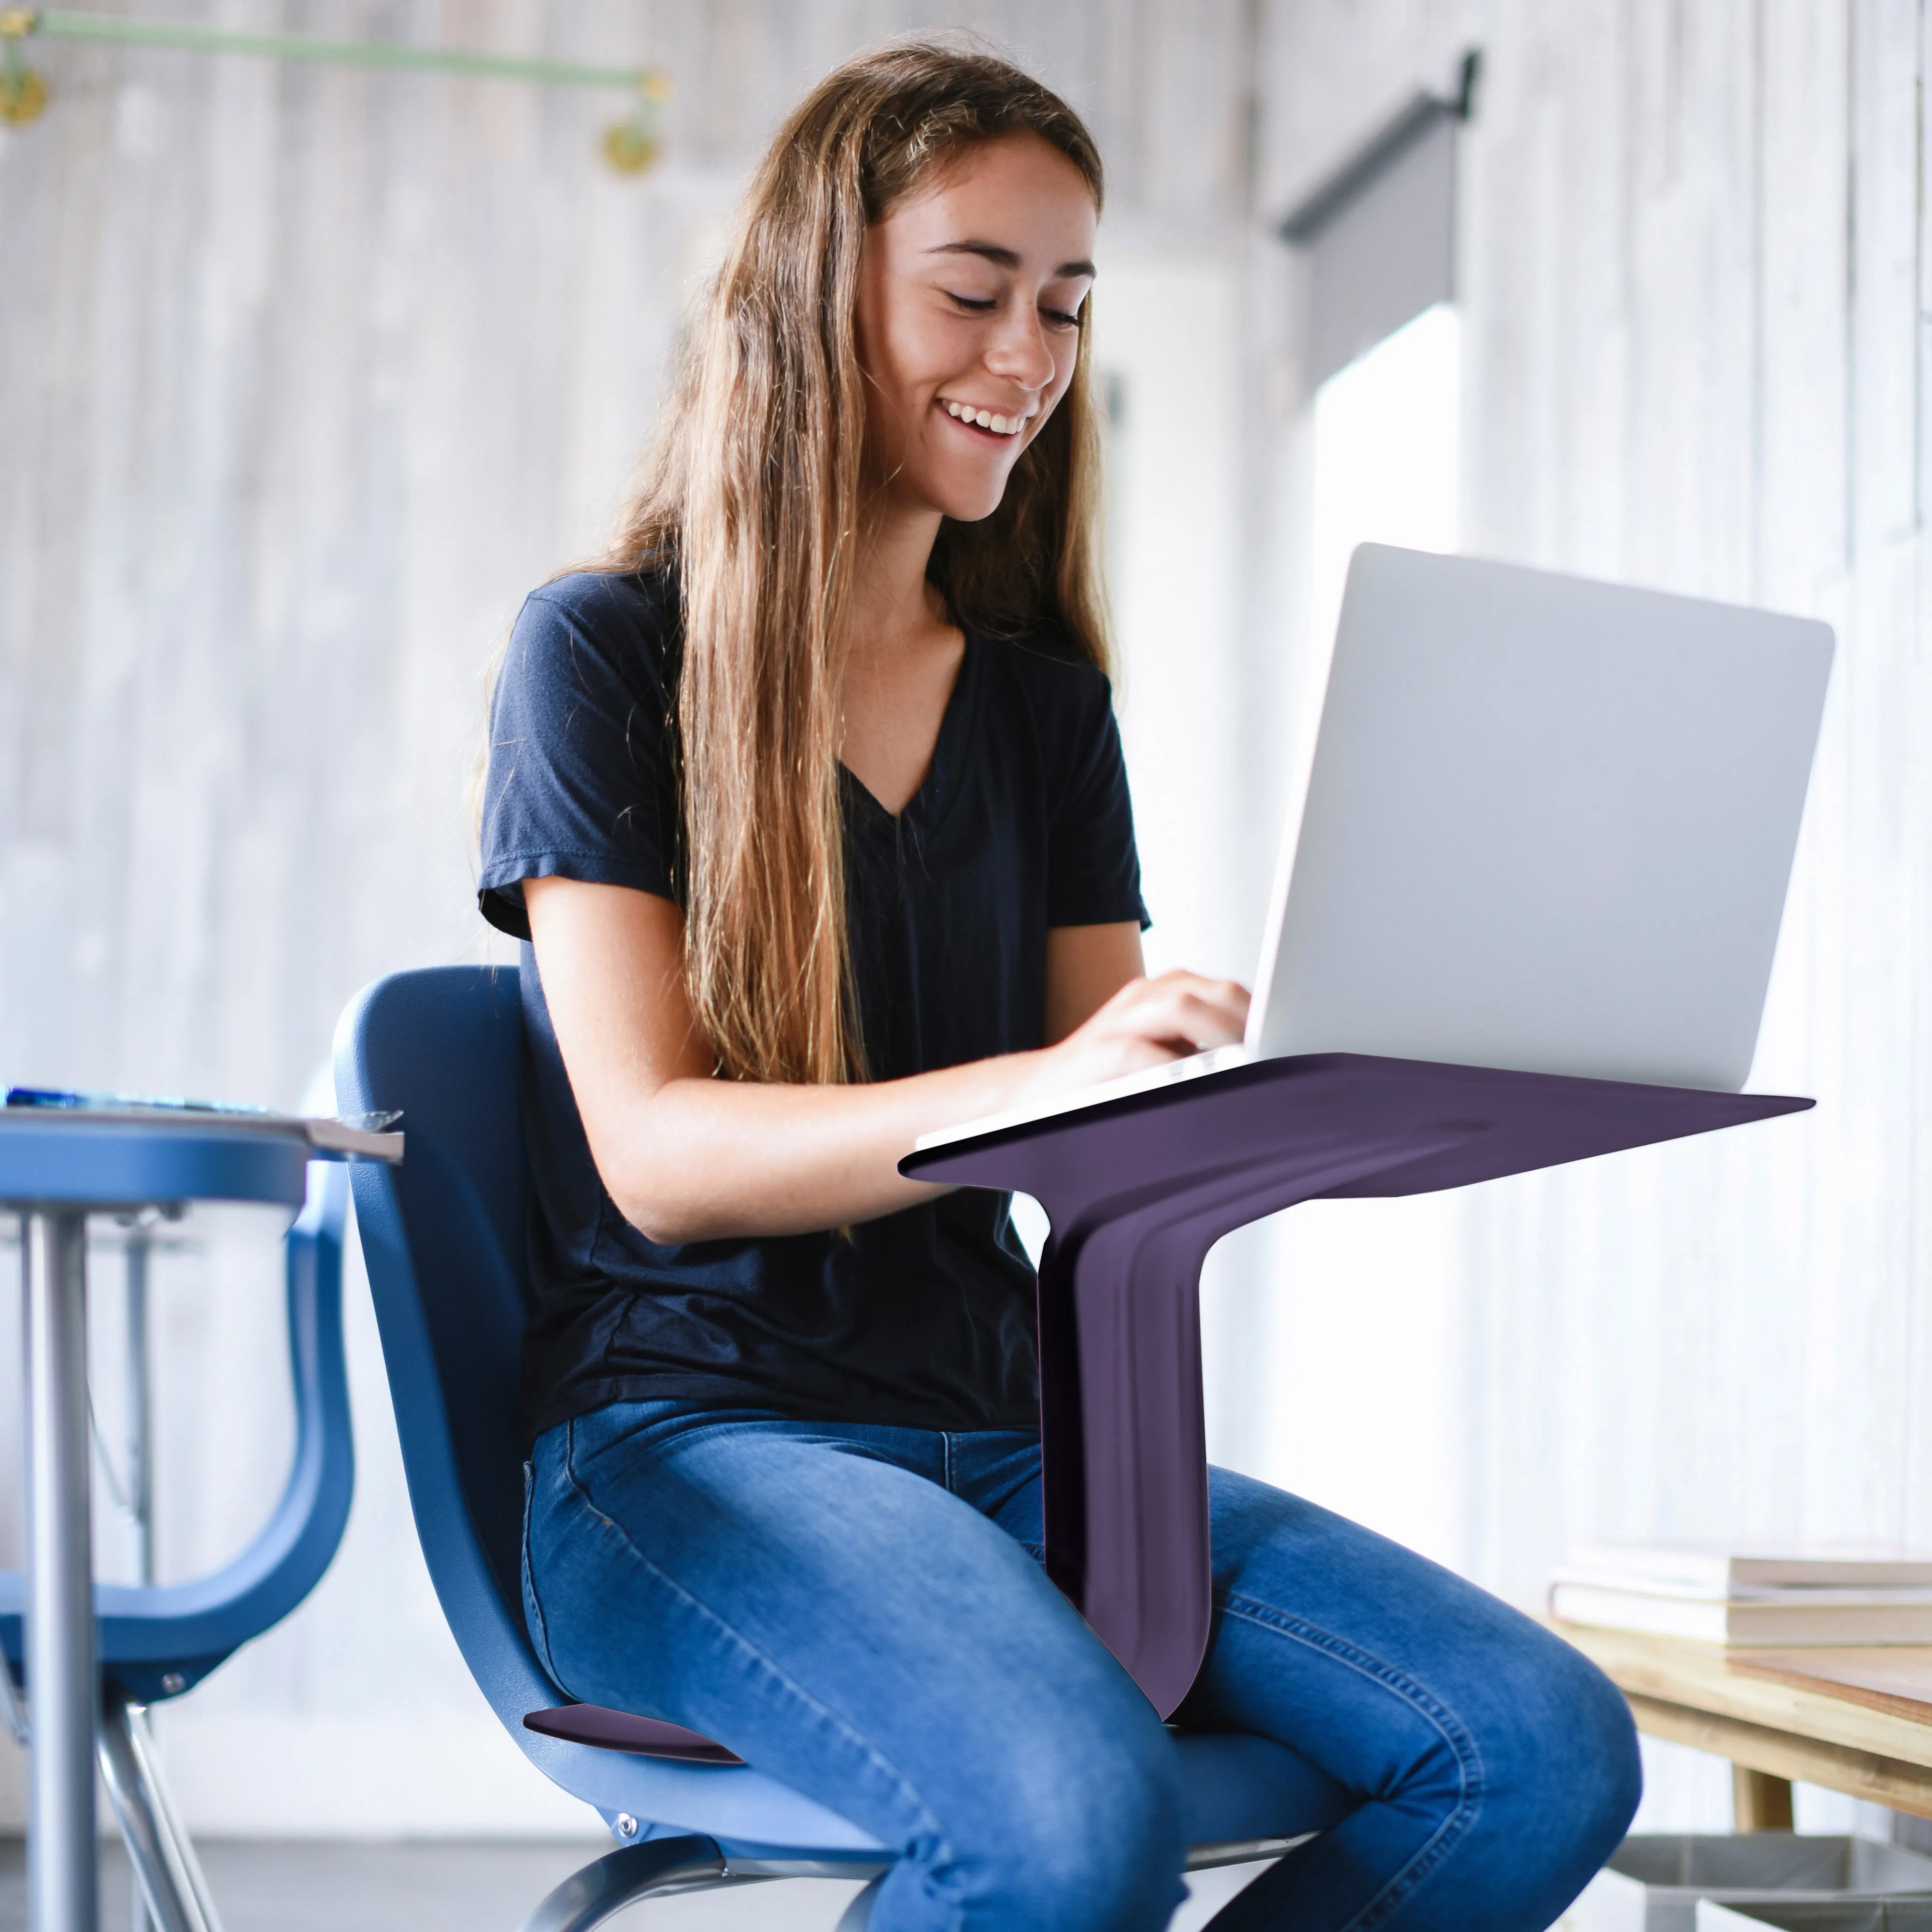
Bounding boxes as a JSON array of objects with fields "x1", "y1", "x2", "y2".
[{"x1": 524, "y1": 1402, "x2": 1638, "y2": 1931}]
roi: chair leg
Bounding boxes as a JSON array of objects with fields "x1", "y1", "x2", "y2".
[
  {"x1": 517, "y1": 1832, "x2": 1298, "y2": 1932},
  {"x1": 133, "y1": 1704, "x2": 226, "y2": 1932},
  {"x1": 833, "y1": 1872, "x2": 885, "y2": 1929},
  {"x1": 517, "y1": 1836, "x2": 749, "y2": 1932},
  {"x1": 96, "y1": 1685, "x2": 226, "y2": 1932}
]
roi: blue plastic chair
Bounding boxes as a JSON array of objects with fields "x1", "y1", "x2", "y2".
[
  {"x1": 1, "y1": 1157, "x2": 355, "y2": 1932},
  {"x1": 334, "y1": 963, "x2": 1313, "y2": 1931}
]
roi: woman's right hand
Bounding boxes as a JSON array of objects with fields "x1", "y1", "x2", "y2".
[
  {"x1": 528, "y1": 879, "x2": 1251, "y2": 1239},
  {"x1": 1023, "y1": 969, "x2": 1251, "y2": 1103}
]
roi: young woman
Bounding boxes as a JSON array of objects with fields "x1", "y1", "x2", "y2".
[{"x1": 479, "y1": 42, "x2": 1639, "y2": 1932}]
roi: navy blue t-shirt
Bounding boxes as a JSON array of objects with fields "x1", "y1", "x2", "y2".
[{"x1": 478, "y1": 568, "x2": 1147, "y2": 1438}]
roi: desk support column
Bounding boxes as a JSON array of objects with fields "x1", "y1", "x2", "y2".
[{"x1": 25, "y1": 1211, "x2": 99, "y2": 1932}]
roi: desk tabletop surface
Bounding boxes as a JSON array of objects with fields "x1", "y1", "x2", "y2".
[
  {"x1": 0, "y1": 1110, "x2": 314, "y2": 1210},
  {"x1": 906, "y1": 1052, "x2": 1809, "y2": 1220}
]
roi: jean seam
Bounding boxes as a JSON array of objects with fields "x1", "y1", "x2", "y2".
[
  {"x1": 1214, "y1": 1589, "x2": 1487, "y2": 1932},
  {"x1": 523, "y1": 1446, "x2": 564, "y2": 1692},
  {"x1": 555, "y1": 1428, "x2": 961, "y2": 1913}
]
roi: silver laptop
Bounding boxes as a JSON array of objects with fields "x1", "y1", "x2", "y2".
[{"x1": 919, "y1": 543, "x2": 1834, "y2": 1151}]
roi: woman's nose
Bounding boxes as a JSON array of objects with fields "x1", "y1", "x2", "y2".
[{"x1": 984, "y1": 305, "x2": 1057, "y2": 393}]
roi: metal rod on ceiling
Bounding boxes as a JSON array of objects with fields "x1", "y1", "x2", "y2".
[
  {"x1": 0, "y1": 7, "x2": 670, "y2": 168},
  {"x1": 5, "y1": 7, "x2": 663, "y2": 92}
]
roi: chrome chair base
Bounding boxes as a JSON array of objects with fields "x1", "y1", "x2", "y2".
[
  {"x1": 516, "y1": 1831, "x2": 1312, "y2": 1932},
  {"x1": 97, "y1": 1684, "x2": 226, "y2": 1932},
  {"x1": 516, "y1": 1836, "x2": 889, "y2": 1932}
]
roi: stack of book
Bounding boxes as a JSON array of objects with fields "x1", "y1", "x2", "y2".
[{"x1": 1549, "y1": 1544, "x2": 1932, "y2": 1646}]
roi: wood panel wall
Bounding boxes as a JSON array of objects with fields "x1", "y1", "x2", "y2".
[
  {"x1": 0, "y1": 0, "x2": 1257, "y2": 1834},
  {"x1": 1255, "y1": 0, "x2": 1931, "y2": 1833}
]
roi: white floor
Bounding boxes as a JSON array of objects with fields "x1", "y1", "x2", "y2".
[{"x1": 0, "y1": 1839, "x2": 1276, "y2": 1930}]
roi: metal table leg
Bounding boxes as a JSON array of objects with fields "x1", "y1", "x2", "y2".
[
  {"x1": 125, "y1": 1222, "x2": 156, "y2": 1932},
  {"x1": 125, "y1": 1222, "x2": 155, "y2": 1599},
  {"x1": 24, "y1": 1211, "x2": 98, "y2": 1932}
]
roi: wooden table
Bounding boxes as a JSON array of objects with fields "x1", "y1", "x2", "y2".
[{"x1": 1551, "y1": 1620, "x2": 1932, "y2": 1831}]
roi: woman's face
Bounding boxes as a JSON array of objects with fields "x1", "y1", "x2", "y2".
[{"x1": 855, "y1": 132, "x2": 1098, "y2": 525}]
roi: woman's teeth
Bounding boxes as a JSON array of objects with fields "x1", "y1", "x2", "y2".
[{"x1": 941, "y1": 399, "x2": 1025, "y2": 436}]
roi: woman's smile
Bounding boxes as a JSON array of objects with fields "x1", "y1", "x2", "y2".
[{"x1": 936, "y1": 395, "x2": 1031, "y2": 437}]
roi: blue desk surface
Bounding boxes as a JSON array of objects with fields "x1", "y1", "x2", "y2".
[{"x1": 0, "y1": 1114, "x2": 313, "y2": 1209}]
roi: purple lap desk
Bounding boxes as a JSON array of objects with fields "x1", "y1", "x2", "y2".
[{"x1": 899, "y1": 1052, "x2": 1809, "y2": 1719}]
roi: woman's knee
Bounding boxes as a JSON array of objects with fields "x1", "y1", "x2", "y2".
[
  {"x1": 908, "y1": 1704, "x2": 1189, "y2": 1931},
  {"x1": 1550, "y1": 1644, "x2": 1643, "y2": 1850},
  {"x1": 1495, "y1": 1629, "x2": 1642, "y2": 1873}
]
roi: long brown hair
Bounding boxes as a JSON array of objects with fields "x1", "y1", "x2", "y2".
[{"x1": 612, "y1": 41, "x2": 1108, "y2": 1087}]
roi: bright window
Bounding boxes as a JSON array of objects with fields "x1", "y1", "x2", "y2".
[
  {"x1": 1247, "y1": 298, "x2": 1467, "y2": 1568},
  {"x1": 1308, "y1": 299, "x2": 1462, "y2": 652}
]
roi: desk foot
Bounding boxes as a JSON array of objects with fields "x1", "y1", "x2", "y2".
[{"x1": 1733, "y1": 1765, "x2": 1795, "y2": 1833}]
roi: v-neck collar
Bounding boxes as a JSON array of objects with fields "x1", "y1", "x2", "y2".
[{"x1": 840, "y1": 631, "x2": 980, "y2": 833}]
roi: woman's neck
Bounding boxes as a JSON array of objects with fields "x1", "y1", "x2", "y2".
[
  {"x1": 848, "y1": 498, "x2": 949, "y2": 663},
  {"x1": 838, "y1": 497, "x2": 964, "y2": 816}
]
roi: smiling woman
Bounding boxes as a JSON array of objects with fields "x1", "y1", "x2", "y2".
[
  {"x1": 471, "y1": 40, "x2": 1639, "y2": 1932},
  {"x1": 858, "y1": 143, "x2": 1096, "y2": 506}
]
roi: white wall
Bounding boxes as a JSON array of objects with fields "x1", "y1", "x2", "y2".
[
  {"x1": 1250, "y1": 0, "x2": 1932, "y2": 1832},
  {"x1": 1093, "y1": 256, "x2": 1246, "y2": 985},
  {"x1": 0, "y1": 0, "x2": 1259, "y2": 1837},
  {"x1": 1087, "y1": 255, "x2": 1287, "y2": 1477}
]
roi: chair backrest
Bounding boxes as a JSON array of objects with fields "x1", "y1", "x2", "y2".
[
  {"x1": 333, "y1": 964, "x2": 563, "y2": 1727},
  {"x1": 334, "y1": 965, "x2": 903, "y2": 1854}
]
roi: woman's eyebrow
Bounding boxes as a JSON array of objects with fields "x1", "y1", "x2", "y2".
[{"x1": 925, "y1": 241, "x2": 1097, "y2": 279}]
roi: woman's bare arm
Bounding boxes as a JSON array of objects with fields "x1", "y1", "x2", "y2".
[
  {"x1": 524, "y1": 876, "x2": 1248, "y2": 1244},
  {"x1": 1043, "y1": 922, "x2": 1146, "y2": 1042}
]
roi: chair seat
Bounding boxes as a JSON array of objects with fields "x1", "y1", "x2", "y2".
[
  {"x1": 525, "y1": 1705, "x2": 745, "y2": 1765},
  {"x1": 521, "y1": 1705, "x2": 1338, "y2": 1853}
]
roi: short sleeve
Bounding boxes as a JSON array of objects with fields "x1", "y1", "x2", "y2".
[
  {"x1": 477, "y1": 572, "x2": 682, "y2": 940},
  {"x1": 1044, "y1": 668, "x2": 1151, "y2": 930}
]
